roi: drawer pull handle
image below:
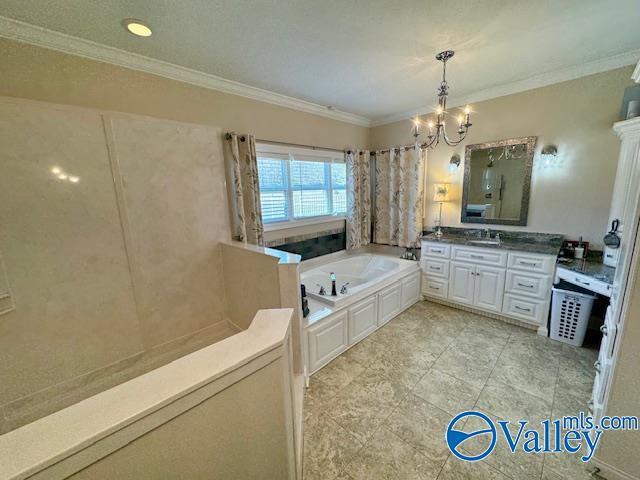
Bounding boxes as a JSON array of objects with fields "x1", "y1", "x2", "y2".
[
  {"x1": 594, "y1": 360, "x2": 601, "y2": 373},
  {"x1": 600, "y1": 325, "x2": 608, "y2": 335},
  {"x1": 517, "y1": 282, "x2": 534, "y2": 289},
  {"x1": 520, "y1": 261, "x2": 538, "y2": 267},
  {"x1": 429, "y1": 266, "x2": 441, "y2": 271},
  {"x1": 429, "y1": 285, "x2": 440, "y2": 290},
  {"x1": 470, "y1": 254, "x2": 484, "y2": 259},
  {"x1": 514, "y1": 305, "x2": 531, "y2": 313},
  {"x1": 575, "y1": 277, "x2": 591, "y2": 286},
  {"x1": 432, "y1": 249, "x2": 443, "y2": 253}
]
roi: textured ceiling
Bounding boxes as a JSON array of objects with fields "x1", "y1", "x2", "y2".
[{"x1": 1, "y1": 0, "x2": 639, "y2": 122}]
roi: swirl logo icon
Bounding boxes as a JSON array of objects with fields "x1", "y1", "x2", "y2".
[{"x1": 446, "y1": 411, "x2": 497, "y2": 461}]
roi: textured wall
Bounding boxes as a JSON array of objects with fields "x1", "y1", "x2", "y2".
[{"x1": 371, "y1": 67, "x2": 635, "y2": 248}]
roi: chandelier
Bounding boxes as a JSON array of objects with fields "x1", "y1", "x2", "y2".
[{"x1": 412, "y1": 50, "x2": 472, "y2": 148}]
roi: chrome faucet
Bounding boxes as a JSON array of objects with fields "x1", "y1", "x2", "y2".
[{"x1": 340, "y1": 283, "x2": 350, "y2": 294}]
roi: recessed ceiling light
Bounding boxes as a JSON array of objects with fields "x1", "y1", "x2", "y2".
[{"x1": 123, "y1": 19, "x2": 152, "y2": 37}]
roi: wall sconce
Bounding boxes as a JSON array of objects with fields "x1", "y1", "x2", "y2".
[{"x1": 448, "y1": 154, "x2": 461, "y2": 174}]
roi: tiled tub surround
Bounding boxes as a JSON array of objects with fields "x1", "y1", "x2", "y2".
[
  {"x1": 303, "y1": 301, "x2": 597, "y2": 480},
  {"x1": 266, "y1": 227, "x2": 346, "y2": 260},
  {"x1": 301, "y1": 249, "x2": 421, "y2": 375},
  {"x1": 421, "y1": 228, "x2": 564, "y2": 335}
]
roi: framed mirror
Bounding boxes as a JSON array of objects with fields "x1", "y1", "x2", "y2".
[{"x1": 461, "y1": 136, "x2": 537, "y2": 226}]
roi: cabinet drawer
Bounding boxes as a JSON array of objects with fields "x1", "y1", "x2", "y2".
[
  {"x1": 421, "y1": 257, "x2": 450, "y2": 279},
  {"x1": 451, "y1": 246, "x2": 507, "y2": 267},
  {"x1": 378, "y1": 283, "x2": 402, "y2": 326},
  {"x1": 505, "y1": 270, "x2": 551, "y2": 300},
  {"x1": 502, "y1": 294, "x2": 549, "y2": 326},
  {"x1": 421, "y1": 275, "x2": 448, "y2": 299},
  {"x1": 348, "y1": 296, "x2": 378, "y2": 345},
  {"x1": 556, "y1": 268, "x2": 613, "y2": 297},
  {"x1": 507, "y1": 252, "x2": 555, "y2": 275},
  {"x1": 307, "y1": 311, "x2": 348, "y2": 373},
  {"x1": 421, "y1": 241, "x2": 451, "y2": 258}
]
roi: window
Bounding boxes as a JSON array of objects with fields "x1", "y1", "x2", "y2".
[{"x1": 256, "y1": 144, "x2": 347, "y2": 226}]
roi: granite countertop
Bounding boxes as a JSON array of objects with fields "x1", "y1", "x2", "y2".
[
  {"x1": 422, "y1": 227, "x2": 564, "y2": 256},
  {"x1": 557, "y1": 257, "x2": 615, "y2": 285}
]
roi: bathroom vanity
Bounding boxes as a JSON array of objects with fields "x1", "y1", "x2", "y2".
[{"x1": 421, "y1": 229, "x2": 563, "y2": 335}]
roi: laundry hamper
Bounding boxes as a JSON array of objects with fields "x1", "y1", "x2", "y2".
[{"x1": 550, "y1": 280, "x2": 597, "y2": 347}]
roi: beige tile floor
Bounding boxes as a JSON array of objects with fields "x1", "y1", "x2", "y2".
[{"x1": 303, "y1": 301, "x2": 598, "y2": 480}]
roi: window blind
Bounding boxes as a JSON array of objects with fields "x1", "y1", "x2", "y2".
[{"x1": 256, "y1": 147, "x2": 346, "y2": 224}]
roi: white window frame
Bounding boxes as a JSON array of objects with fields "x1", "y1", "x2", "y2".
[{"x1": 256, "y1": 143, "x2": 346, "y2": 231}]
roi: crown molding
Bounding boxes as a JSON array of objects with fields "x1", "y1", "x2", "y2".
[
  {"x1": 0, "y1": 16, "x2": 372, "y2": 127},
  {"x1": 372, "y1": 49, "x2": 640, "y2": 127}
]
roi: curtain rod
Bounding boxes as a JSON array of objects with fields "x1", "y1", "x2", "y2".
[
  {"x1": 224, "y1": 133, "x2": 345, "y2": 154},
  {"x1": 224, "y1": 132, "x2": 428, "y2": 156}
]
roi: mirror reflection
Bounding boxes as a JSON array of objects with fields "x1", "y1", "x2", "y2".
[{"x1": 462, "y1": 137, "x2": 536, "y2": 226}]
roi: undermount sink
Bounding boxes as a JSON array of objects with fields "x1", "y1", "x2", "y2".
[{"x1": 468, "y1": 239, "x2": 502, "y2": 246}]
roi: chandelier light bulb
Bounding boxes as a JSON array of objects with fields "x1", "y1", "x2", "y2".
[{"x1": 464, "y1": 105, "x2": 471, "y2": 115}]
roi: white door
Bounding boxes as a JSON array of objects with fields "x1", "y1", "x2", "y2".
[
  {"x1": 348, "y1": 295, "x2": 378, "y2": 345},
  {"x1": 378, "y1": 283, "x2": 402, "y2": 326},
  {"x1": 449, "y1": 261, "x2": 476, "y2": 305},
  {"x1": 474, "y1": 265, "x2": 506, "y2": 313}
]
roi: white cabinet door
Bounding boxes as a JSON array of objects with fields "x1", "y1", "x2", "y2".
[
  {"x1": 449, "y1": 261, "x2": 476, "y2": 305},
  {"x1": 348, "y1": 296, "x2": 378, "y2": 345},
  {"x1": 474, "y1": 265, "x2": 506, "y2": 313},
  {"x1": 378, "y1": 283, "x2": 402, "y2": 326},
  {"x1": 307, "y1": 311, "x2": 348, "y2": 373},
  {"x1": 401, "y1": 272, "x2": 421, "y2": 310}
]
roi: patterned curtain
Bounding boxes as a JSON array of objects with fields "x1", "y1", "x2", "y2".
[
  {"x1": 373, "y1": 146, "x2": 425, "y2": 247},
  {"x1": 345, "y1": 150, "x2": 371, "y2": 250},
  {"x1": 223, "y1": 133, "x2": 264, "y2": 245}
]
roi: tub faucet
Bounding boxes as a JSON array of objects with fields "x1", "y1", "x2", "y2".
[
  {"x1": 316, "y1": 284, "x2": 326, "y2": 296},
  {"x1": 340, "y1": 283, "x2": 350, "y2": 294},
  {"x1": 330, "y1": 272, "x2": 337, "y2": 296},
  {"x1": 484, "y1": 228, "x2": 491, "y2": 238}
]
